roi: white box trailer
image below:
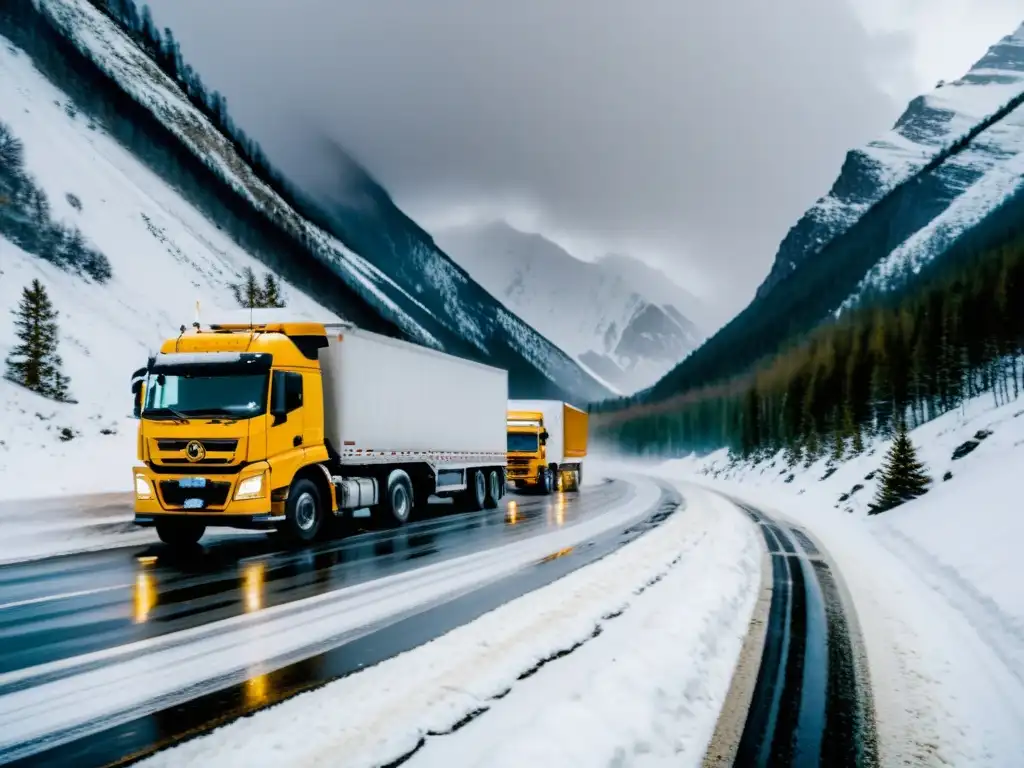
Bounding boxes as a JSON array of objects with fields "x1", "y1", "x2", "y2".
[{"x1": 320, "y1": 325, "x2": 509, "y2": 513}]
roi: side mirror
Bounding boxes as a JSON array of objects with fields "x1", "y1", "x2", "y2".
[
  {"x1": 130, "y1": 367, "x2": 147, "y2": 419},
  {"x1": 271, "y1": 372, "x2": 288, "y2": 425},
  {"x1": 540, "y1": 430, "x2": 549, "y2": 444}
]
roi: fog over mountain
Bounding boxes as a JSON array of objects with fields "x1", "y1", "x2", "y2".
[{"x1": 146, "y1": 0, "x2": 1020, "y2": 314}]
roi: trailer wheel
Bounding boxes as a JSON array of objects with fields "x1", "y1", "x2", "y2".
[
  {"x1": 281, "y1": 478, "x2": 322, "y2": 542},
  {"x1": 485, "y1": 469, "x2": 501, "y2": 509},
  {"x1": 384, "y1": 471, "x2": 414, "y2": 527},
  {"x1": 156, "y1": 520, "x2": 205, "y2": 547},
  {"x1": 463, "y1": 469, "x2": 487, "y2": 511}
]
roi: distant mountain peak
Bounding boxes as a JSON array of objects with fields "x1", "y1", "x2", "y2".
[{"x1": 436, "y1": 221, "x2": 704, "y2": 394}]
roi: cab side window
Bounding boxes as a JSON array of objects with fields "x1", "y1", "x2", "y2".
[
  {"x1": 271, "y1": 371, "x2": 304, "y2": 418},
  {"x1": 284, "y1": 372, "x2": 303, "y2": 412}
]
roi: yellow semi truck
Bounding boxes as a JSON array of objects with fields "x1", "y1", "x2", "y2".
[
  {"x1": 131, "y1": 315, "x2": 508, "y2": 546},
  {"x1": 505, "y1": 400, "x2": 588, "y2": 494}
]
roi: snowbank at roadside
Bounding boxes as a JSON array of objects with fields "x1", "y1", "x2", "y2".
[{"x1": 140, "y1": 482, "x2": 760, "y2": 768}]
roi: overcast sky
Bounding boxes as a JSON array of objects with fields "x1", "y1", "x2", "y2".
[{"x1": 147, "y1": 0, "x2": 1021, "y2": 319}]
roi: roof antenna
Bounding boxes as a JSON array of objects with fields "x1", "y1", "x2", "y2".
[
  {"x1": 245, "y1": 298, "x2": 260, "y2": 352},
  {"x1": 193, "y1": 299, "x2": 201, "y2": 331}
]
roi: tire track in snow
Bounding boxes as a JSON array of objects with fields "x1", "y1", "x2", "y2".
[{"x1": 722, "y1": 500, "x2": 878, "y2": 768}]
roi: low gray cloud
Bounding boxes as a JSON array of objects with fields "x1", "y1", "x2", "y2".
[{"x1": 148, "y1": 0, "x2": 913, "y2": 313}]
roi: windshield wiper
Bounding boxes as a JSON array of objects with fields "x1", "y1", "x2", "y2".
[
  {"x1": 144, "y1": 408, "x2": 191, "y2": 424},
  {"x1": 189, "y1": 407, "x2": 251, "y2": 422}
]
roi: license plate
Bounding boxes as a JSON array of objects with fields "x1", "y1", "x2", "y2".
[
  {"x1": 183, "y1": 498, "x2": 205, "y2": 509},
  {"x1": 178, "y1": 477, "x2": 207, "y2": 489}
]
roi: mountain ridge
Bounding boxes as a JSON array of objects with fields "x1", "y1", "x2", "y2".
[
  {"x1": 435, "y1": 220, "x2": 703, "y2": 394},
  {"x1": 757, "y1": 21, "x2": 1024, "y2": 301},
  {"x1": 2, "y1": 0, "x2": 610, "y2": 403},
  {"x1": 614, "y1": 19, "x2": 1024, "y2": 408}
]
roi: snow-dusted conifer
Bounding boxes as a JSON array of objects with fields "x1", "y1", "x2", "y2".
[
  {"x1": 4, "y1": 280, "x2": 71, "y2": 402},
  {"x1": 869, "y1": 421, "x2": 930, "y2": 514}
]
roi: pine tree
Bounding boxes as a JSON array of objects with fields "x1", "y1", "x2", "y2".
[
  {"x1": 4, "y1": 280, "x2": 71, "y2": 402},
  {"x1": 261, "y1": 272, "x2": 285, "y2": 308},
  {"x1": 869, "y1": 422, "x2": 931, "y2": 514},
  {"x1": 231, "y1": 266, "x2": 263, "y2": 309}
]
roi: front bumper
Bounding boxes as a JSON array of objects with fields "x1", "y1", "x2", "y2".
[
  {"x1": 133, "y1": 513, "x2": 285, "y2": 530},
  {"x1": 133, "y1": 464, "x2": 276, "y2": 525}
]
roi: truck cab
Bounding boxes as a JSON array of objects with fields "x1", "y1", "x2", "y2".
[
  {"x1": 133, "y1": 321, "x2": 333, "y2": 546},
  {"x1": 505, "y1": 400, "x2": 587, "y2": 494}
]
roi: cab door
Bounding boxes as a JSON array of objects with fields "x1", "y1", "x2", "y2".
[{"x1": 268, "y1": 371, "x2": 306, "y2": 488}]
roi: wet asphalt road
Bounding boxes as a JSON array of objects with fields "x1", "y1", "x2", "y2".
[
  {"x1": 0, "y1": 480, "x2": 628, "y2": 678},
  {"x1": 0, "y1": 476, "x2": 684, "y2": 767}
]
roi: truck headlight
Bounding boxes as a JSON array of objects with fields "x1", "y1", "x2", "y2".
[
  {"x1": 135, "y1": 474, "x2": 152, "y2": 499},
  {"x1": 235, "y1": 473, "x2": 265, "y2": 500}
]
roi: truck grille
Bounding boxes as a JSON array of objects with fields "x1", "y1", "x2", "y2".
[
  {"x1": 507, "y1": 457, "x2": 533, "y2": 467},
  {"x1": 159, "y1": 480, "x2": 231, "y2": 508},
  {"x1": 156, "y1": 439, "x2": 238, "y2": 452},
  {"x1": 160, "y1": 458, "x2": 233, "y2": 465}
]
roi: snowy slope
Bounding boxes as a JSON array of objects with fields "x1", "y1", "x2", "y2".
[
  {"x1": 653, "y1": 390, "x2": 1024, "y2": 766},
  {"x1": 435, "y1": 221, "x2": 703, "y2": 394},
  {"x1": 0, "y1": 40, "x2": 337, "y2": 500},
  {"x1": 758, "y1": 21, "x2": 1024, "y2": 300},
  {"x1": 23, "y1": 0, "x2": 610, "y2": 403}
]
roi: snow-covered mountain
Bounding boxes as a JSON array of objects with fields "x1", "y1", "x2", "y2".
[
  {"x1": 0, "y1": 0, "x2": 610, "y2": 406},
  {"x1": 435, "y1": 221, "x2": 703, "y2": 394},
  {"x1": 594, "y1": 253, "x2": 713, "y2": 332},
  {"x1": 759, "y1": 21, "x2": 1024, "y2": 305},
  {"x1": 618, "y1": 20, "x2": 1024, "y2": 408},
  {"x1": 0, "y1": 39, "x2": 344, "y2": 495}
]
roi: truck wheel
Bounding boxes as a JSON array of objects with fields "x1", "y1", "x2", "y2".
[
  {"x1": 384, "y1": 471, "x2": 413, "y2": 527},
  {"x1": 156, "y1": 520, "x2": 205, "y2": 547},
  {"x1": 281, "y1": 478, "x2": 322, "y2": 542},
  {"x1": 464, "y1": 469, "x2": 487, "y2": 511},
  {"x1": 485, "y1": 469, "x2": 501, "y2": 509},
  {"x1": 540, "y1": 467, "x2": 554, "y2": 495}
]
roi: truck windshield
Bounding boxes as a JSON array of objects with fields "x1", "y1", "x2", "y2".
[
  {"x1": 143, "y1": 372, "x2": 269, "y2": 419},
  {"x1": 507, "y1": 432, "x2": 539, "y2": 453}
]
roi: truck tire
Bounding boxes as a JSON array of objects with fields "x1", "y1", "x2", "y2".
[
  {"x1": 485, "y1": 469, "x2": 501, "y2": 509},
  {"x1": 281, "y1": 478, "x2": 323, "y2": 542},
  {"x1": 540, "y1": 467, "x2": 554, "y2": 495},
  {"x1": 384, "y1": 471, "x2": 414, "y2": 527},
  {"x1": 156, "y1": 520, "x2": 205, "y2": 547},
  {"x1": 463, "y1": 469, "x2": 487, "y2": 511}
]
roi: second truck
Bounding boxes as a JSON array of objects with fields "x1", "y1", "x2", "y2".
[
  {"x1": 505, "y1": 399, "x2": 588, "y2": 494},
  {"x1": 131, "y1": 315, "x2": 508, "y2": 546}
]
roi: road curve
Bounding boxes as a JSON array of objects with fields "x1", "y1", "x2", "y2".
[
  {"x1": 711, "y1": 499, "x2": 878, "y2": 768},
  {"x1": 0, "y1": 475, "x2": 680, "y2": 767}
]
